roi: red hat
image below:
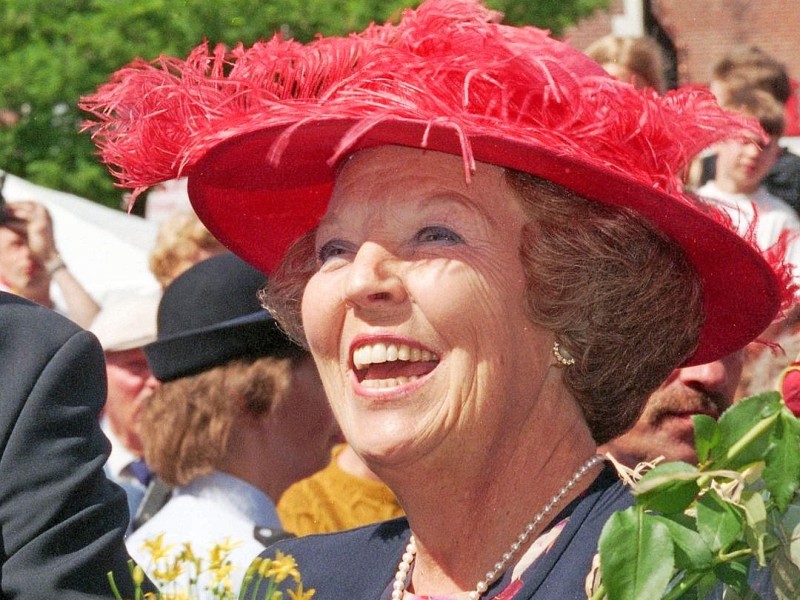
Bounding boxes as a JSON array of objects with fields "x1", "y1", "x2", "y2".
[{"x1": 82, "y1": 0, "x2": 795, "y2": 366}]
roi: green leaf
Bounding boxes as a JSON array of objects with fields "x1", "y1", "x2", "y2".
[
  {"x1": 710, "y1": 393, "x2": 782, "y2": 470},
  {"x1": 769, "y1": 538, "x2": 800, "y2": 600},
  {"x1": 693, "y1": 414, "x2": 719, "y2": 464},
  {"x1": 696, "y1": 490, "x2": 744, "y2": 552},
  {"x1": 694, "y1": 571, "x2": 721, "y2": 600},
  {"x1": 634, "y1": 462, "x2": 700, "y2": 514},
  {"x1": 763, "y1": 412, "x2": 800, "y2": 512},
  {"x1": 777, "y1": 503, "x2": 800, "y2": 569},
  {"x1": 713, "y1": 559, "x2": 750, "y2": 595},
  {"x1": 652, "y1": 515, "x2": 713, "y2": 570},
  {"x1": 741, "y1": 491, "x2": 768, "y2": 566},
  {"x1": 599, "y1": 507, "x2": 675, "y2": 600}
]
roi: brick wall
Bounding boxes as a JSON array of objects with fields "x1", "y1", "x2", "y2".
[
  {"x1": 564, "y1": 0, "x2": 800, "y2": 134},
  {"x1": 565, "y1": 0, "x2": 800, "y2": 87}
]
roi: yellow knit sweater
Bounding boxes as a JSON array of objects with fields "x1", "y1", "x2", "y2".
[{"x1": 277, "y1": 444, "x2": 405, "y2": 536}]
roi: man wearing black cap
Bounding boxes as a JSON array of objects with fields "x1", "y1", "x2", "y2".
[{"x1": 126, "y1": 253, "x2": 339, "y2": 595}]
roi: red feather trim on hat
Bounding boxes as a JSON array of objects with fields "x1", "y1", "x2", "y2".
[
  {"x1": 81, "y1": 0, "x2": 797, "y2": 316},
  {"x1": 81, "y1": 1, "x2": 755, "y2": 193}
]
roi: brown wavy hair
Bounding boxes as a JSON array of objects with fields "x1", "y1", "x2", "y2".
[
  {"x1": 508, "y1": 172, "x2": 702, "y2": 443},
  {"x1": 262, "y1": 169, "x2": 703, "y2": 444},
  {"x1": 140, "y1": 356, "x2": 295, "y2": 486}
]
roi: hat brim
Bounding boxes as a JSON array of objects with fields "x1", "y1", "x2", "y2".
[
  {"x1": 145, "y1": 311, "x2": 303, "y2": 382},
  {"x1": 188, "y1": 117, "x2": 780, "y2": 366}
]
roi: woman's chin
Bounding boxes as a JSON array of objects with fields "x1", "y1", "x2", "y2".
[{"x1": 349, "y1": 432, "x2": 424, "y2": 471}]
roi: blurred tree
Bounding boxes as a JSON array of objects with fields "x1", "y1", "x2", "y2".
[{"x1": 0, "y1": 0, "x2": 608, "y2": 209}]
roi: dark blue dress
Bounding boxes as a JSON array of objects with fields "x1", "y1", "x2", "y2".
[{"x1": 248, "y1": 465, "x2": 630, "y2": 600}]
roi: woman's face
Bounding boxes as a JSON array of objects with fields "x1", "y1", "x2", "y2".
[{"x1": 301, "y1": 146, "x2": 554, "y2": 470}]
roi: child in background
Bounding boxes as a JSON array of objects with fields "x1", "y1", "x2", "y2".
[{"x1": 697, "y1": 86, "x2": 800, "y2": 270}]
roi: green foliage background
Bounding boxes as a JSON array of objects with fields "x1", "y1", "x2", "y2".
[{"x1": 0, "y1": 0, "x2": 608, "y2": 209}]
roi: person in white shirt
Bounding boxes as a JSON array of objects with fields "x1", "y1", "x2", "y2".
[
  {"x1": 697, "y1": 87, "x2": 800, "y2": 272},
  {"x1": 90, "y1": 293, "x2": 160, "y2": 533},
  {"x1": 127, "y1": 253, "x2": 339, "y2": 596}
]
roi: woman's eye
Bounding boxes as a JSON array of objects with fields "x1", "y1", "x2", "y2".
[
  {"x1": 317, "y1": 240, "x2": 352, "y2": 263},
  {"x1": 415, "y1": 225, "x2": 464, "y2": 245}
]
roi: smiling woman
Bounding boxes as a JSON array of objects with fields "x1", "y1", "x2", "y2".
[{"x1": 82, "y1": 0, "x2": 796, "y2": 598}]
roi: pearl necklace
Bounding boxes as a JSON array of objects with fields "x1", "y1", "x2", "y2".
[{"x1": 390, "y1": 454, "x2": 604, "y2": 600}]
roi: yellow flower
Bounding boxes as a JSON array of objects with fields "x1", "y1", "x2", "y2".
[
  {"x1": 213, "y1": 538, "x2": 242, "y2": 555},
  {"x1": 152, "y1": 558, "x2": 184, "y2": 583},
  {"x1": 141, "y1": 533, "x2": 175, "y2": 562},
  {"x1": 161, "y1": 591, "x2": 190, "y2": 600},
  {"x1": 258, "y1": 558, "x2": 273, "y2": 578},
  {"x1": 208, "y1": 538, "x2": 241, "y2": 568},
  {"x1": 263, "y1": 550, "x2": 301, "y2": 584},
  {"x1": 208, "y1": 561, "x2": 234, "y2": 586},
  {"x1": 132, "y1": 564, "x2": 145, "y2": 586},
  {"x1": 245, "y1": 557, "x2": 264, "y2": 579},
  {"x1": 287, "y1": 582, "x2": 316, "y2": 600},
  {"x1": 177, "y1": 542, "x2": 198, "y2": 564},
  {"x1": 111, "y1": 539, "x2": 307, "y2": 600}
]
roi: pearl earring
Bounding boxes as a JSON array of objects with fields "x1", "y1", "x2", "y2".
[{"x1": 552, "y1": 341, "x2": 575, "y2": 367}]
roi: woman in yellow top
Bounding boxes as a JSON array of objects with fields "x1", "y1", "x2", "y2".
[{"x1": 278, "y1": 443, "x2": 404, "y2": 536}]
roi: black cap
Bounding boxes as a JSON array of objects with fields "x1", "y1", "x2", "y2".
[{"x1": 144, "y1": 252, "x2": 303, "y2": 382}]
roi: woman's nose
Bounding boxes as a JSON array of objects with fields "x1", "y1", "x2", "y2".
[{"x1": 343, "y1": 242, "x2": 407, "y2": 309}]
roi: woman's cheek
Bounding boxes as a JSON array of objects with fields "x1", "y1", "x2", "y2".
[{"x1": 301, "y1": 273, "x2": 342, "y2": 358}]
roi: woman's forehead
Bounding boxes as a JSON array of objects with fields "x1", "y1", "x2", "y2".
[
  {"x1": 320, "y1": 149, "x2": 518, "y2": 234},
  {"x1": 331, "y1": 146, "x2": 508, "y2": 202},
  {"x1": 336, "y1": 145, "x2": 505, "y2": 182}
]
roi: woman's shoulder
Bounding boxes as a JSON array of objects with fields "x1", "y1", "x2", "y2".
[
  {"x1": 270, "y1": 516, "x2": 408, "y2": 558},
  {"x1": 252, "y1": 518, "x2": 410, "y2": 599},
  {"x1": 586, "y1": 465, "x2": 633, "y2": 513}
]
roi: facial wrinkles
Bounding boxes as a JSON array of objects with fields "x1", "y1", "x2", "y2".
[
  {"x1": 305, "y1": 147, "x2": 554, "y2": 466},
  {"x1": 317, "y1": 188, "x2": 511, "y2": 340},
  {"x1": 415, "y1": 348, "x2": 483, "y2": 446},
  {"x1": 342, "y1": 220, "x2": 522, "y2": 374}
]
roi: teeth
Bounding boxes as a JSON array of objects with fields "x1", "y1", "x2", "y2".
[
  {"x1": 361, "y1": 375, "x2": 420, "y2": 389},
  {"x1": 353, "y1": 343, "x2": 438, "y2": 370}
]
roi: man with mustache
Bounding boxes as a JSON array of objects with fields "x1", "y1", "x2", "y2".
[{"x1": 599, "y1": 352, "x2": 743, "y2": 466}]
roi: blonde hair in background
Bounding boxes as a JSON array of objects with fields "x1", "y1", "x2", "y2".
[
  {"x1": 149, "y1": 211, "x2": 227, "y2": 288},
  {"x1": 584, "y1": 35, "x2": 667, "y2": 94},
  {"x1": 140, "y1": 356, "x2": 296, "y2": 486}
]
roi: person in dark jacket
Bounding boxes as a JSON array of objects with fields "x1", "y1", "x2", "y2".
[{"x1": 0, "y1": 291, "x2": 149, "y2": 598}]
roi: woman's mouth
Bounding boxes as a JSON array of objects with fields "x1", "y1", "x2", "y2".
[{"x1": 351, "y1": 342, "x2": 439, "y2": 389}]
